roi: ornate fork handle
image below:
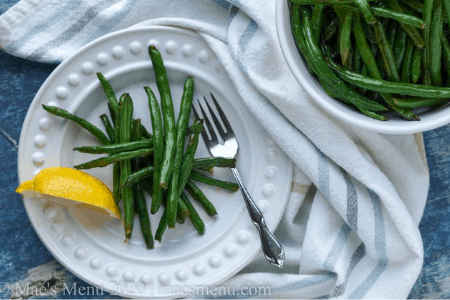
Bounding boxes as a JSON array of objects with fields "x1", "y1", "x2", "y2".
[{"x1": 230, "y1": 167, "x2": 285, "y2": 268}]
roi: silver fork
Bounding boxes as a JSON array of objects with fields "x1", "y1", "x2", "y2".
[{"x1": 193, "y1": 93, "x2": 285, "y2": 268}]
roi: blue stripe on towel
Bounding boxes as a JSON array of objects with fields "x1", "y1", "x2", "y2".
[
  {"x1": 341, "y1": 168, "x2": 358, "y2": 232},
  {"x1": 228, "y1": 5, "x2": 240, "y2": 28},
  {"x1": 316, "y1": 243, "x2": 366, "y2": 299},
  {"x1": 237, "y1": 19, "x2": 258, "y2": 76},
  {"x1": 26, "y1": 0, "x2": 122, "y2": 61},
  {"x1": 349, "y1": 189, "x2": 388, "y2": 299},
  {"x1": 82, "y1": 0, "x2": 137, "y2": 45},
  {"x1": 211, "y1": 273, "x2": 336, "y2": 299},
  {"x1": 210, "y1": 0, "x2": 231, "y2": 9},
  {"x1": 238, "y1": 19, "x2": 258, "y2": 54},
  {"x1": 317, "y1": 149, "x2": 330, "y2": 199},
  {"x1": 272, "y1": 272, "x2": 337, "y2": 294},
  {"x1": 4, "y1": 0, "x2": 83, "y2": 53},
  {"x1": 323, "y1": 224, "x2": 352, "y2": 272}
]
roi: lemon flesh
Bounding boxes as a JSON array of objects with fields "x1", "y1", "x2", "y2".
[{"x1": 16, "y1": 167, "x2": 120, "y2": 219}]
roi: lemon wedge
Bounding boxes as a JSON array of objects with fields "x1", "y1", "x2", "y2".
[{"x1": 16, "y1": 167, "x2": 120, "y2": 221}]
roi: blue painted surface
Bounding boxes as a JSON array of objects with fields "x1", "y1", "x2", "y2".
[
  {"x1": 0, "y1": 1, "x2": 450, "y2": 299},
  {"x1": 409, "y1": 127, "x2": 450, "y2": 299}
]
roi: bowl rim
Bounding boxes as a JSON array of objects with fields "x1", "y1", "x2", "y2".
[{"x1": 275, "y1": 0, "x2": 450, "y2": 134}]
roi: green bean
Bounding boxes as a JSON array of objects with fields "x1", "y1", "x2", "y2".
[
  {"x1": 133, "y1": 181, "x2": 153, "y2": 248},
  {"x1": 398, "y1": 0, "x2": 424, "y2": 14},
  {"x1": 167, "y1": 77, "x2": 195, "y2": 228},
  {"x1": 339, "y1": 11, "x2": 353, "y2": 68},
  {"x1": 372, "y1": 20, "x2": 401, "y2": 82},
  {"x1": 353, "y1": 14, "x2": 383, "y2": 80},
  {"x1": 74, "y1": 140, "x2": 153, "y2": 154},
  {"x1": 291, "y1": 3, "x2": 320, "y2": 76},
  {"x1": 43, "y1": 105, "x2": 110, "y2": 145},
  {"x1": 132, "y1": 119, "x2": 141, "y2": 143},
  {"x1": 155, "y1": 209, "x2": 168, "y2": 242},
  {"x1": 185, "y1": 180, "x2": 217, "y2": 216},
  {"x1": 357, "y1": 107, "x2": 388, "y2": 121},
  {"x1": 294, "y1": 4, "x2": 381, "y2": 118},
  {"x1": 130, "y1": 119, "x2": 153, "y2": 249},
  {"x1": 108, "y1": 92, "x2": 152, "y2": 141},
  {"x1": 397, "y1": 0, "x2": 422, "y2": 17},
  {"x1": 300, "y1": 6, "x2": 388, "y2": 111},
  {"x1": 124, "y1": 166, "x2": 154, "y2": 187},
  {"x1": 181, "y1": 193, "x2": 205, "y2": 234},
  {"x1": 112, "y1": 98, "x2": 124, "y2": 205},
  {"x1": 177, "y1": 197, "x2": 190, "y2": 221},
  {"x1": 442, "y1": 35, "x2": 450, "y2": 79},
  {"x1": 321, "y1": 78, "x2": 344, "y2": 98},
  {"x1": 97, "y1": 72, "x2": 119, "y2": 118},
  {"x1": 324, "y1": 16, "x2": 339, "y2": 40},
  {"x1": 401, "y1": 38, "x2": 415, "y2": 83},
  {"x1": 348, "y1": 42, "x2": 354, "y2": 71},
  {"x1": 108, "y1": 103, "x2": 116, "y2": 125},
  {"x1": 312, "y1": 5, "x2": 327, "y2": 45},
  {"x1": 167, "y1": 119, "x2": 204, "y2": 228},
  {"x1": 327, "y1": 60, "x2": 450, "y2": 98},
  {"x1": 140, "y1": 176, "x2": 188, "y2": 222},
  {"x1": 177, "y1": 211, "x2": 186, "y2": 224},
  {"x1": 351, "y1": 0, "x2": 376, "y2": 24},
  {"x1": 140, "y1": 125, "x2": 153, "y2": 140},
  {"x1": 393, "y1": 97, "x2": 449, "y2": 108},
  {"x1": 123, "y1": 168, "x2": 154, "y2": 187},
  {"x1": 74, "y1": 149, "x2": 153, "y2": 170},
  {"x1": 423, "y1": 0, "x2": 435, "y2": 86},
  {"x1": 142, "y1": 178, "x2": 153, "y2": 196},
  {"x1": 386, "y1": 20, "x2": 399, "y2": 53},
  {"x1": 155, "y1": 196, "x2": 191, "y2": 241},
  {"x1": 326, "y1": 24, "x2": 419, "y2": 120},
  {"x1": 353, "y1": 43, "x2": 363, "y2": 74},
  {"x1": 97, "y1": 64, "x2": 152, "y2": 140},
  {"x1": 293, "y1": 2, "x2": 344, "y2": 96},
  {"x1": 119, "y1": 96, "x2": 134, "y2": 240},
  {"x1": 189, "y1": 170, "x2": 239, "y2": 192},
  {"x1": 144, "y1": 86, "x2": 164, "y2": 214},
  {"x1": 422, "y1": 45, "x2": 430, "y2": 85},
  {"x1": 193, "y1": 157, "x2": 237, "y2": 170},
  {"x1": 394, "y1": 28, "x2": 408, "y2": 71},
  {"x1": 444, "y1": 0, "x2": 450, "y2": 24},
  {"x1": 361, "y1": 19, "x2": 377, "y2": 45},
  {"x1": 148, "y1": 45, "x2": 176, "y2": 189},
  {"x1": 357, "y1": 64, "x2": 369, "y2": 95},
  {"x1": 99, "y1": 114, "x2": 115, "y2": 143},
  {"x1": 430, "y1": 0, "x2": 444, "y2": 86},
  {"x1": 387, "y1": 0, "x2": 426, "y2": 49},
  {"x1": 412, "y1": 48, "x2": 423, "y2": 84},
  {"x1": 291, "y1": 0, "x2": 378, "y2": 3},
  {"x1": 338, "y1": 4, "x2": 426, "y2": 28},
  {"x1": 113, "y1": 117, "x2": 121, "y2": 204}
]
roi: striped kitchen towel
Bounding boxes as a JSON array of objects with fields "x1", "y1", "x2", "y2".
[{"x1": 0, "y1": 0, "x2": 429, "y2": 298}]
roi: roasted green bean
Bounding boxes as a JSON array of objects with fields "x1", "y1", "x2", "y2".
[{"x1": 43, "y1": 105, "x2": 110, "y2": 145}]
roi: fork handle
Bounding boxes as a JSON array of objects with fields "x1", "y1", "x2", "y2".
[{"x1": 230, "y1": 167, "x2": 285, "y2": 268}]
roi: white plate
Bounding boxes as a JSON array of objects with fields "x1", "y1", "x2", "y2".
[{"x1": 17, "y1": 26, "x2": 293, "y2": 298}]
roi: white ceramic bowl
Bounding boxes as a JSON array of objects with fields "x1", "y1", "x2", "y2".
[{"x1": 276, "y1": 0, "x2": 450, "y2": 134}]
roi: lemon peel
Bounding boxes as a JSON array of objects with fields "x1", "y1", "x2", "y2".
[{"x1": 16, "y1": 167, "x2": 120, "y2": 219}]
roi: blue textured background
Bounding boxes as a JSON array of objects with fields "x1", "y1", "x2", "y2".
[{"x1": 1, "y1": 1, "x2": 450, "y2": 298}]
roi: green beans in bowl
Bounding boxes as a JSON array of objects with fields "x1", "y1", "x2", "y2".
[{"x1": 276, "y1": 0, "x2": 450, "y2": 134}]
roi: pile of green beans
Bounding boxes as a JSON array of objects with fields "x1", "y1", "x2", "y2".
[
  {"x1": 290, "y1": 0, "x2": 450, "y2": 121},
  {"x1": 43, "y1": 46, "x2": 239, "y2": 247}
]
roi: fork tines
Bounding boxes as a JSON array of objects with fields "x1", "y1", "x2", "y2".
[{"x1": 192, "y1": 93, "x2": 235, "y2": 146}]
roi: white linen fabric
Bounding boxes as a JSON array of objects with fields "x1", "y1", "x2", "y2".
[{"x1": 0, "y1": 0, "x2": 429, "y2": 298}]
